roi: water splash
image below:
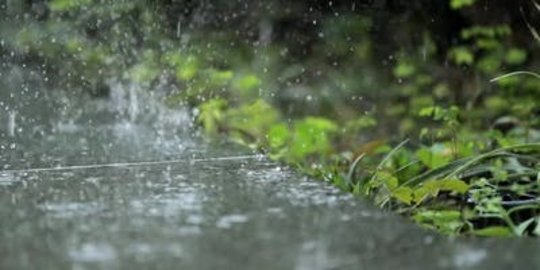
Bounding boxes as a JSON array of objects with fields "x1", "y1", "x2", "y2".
[
  {"x1": 7, "y1": 110, "x2": 16, "y2": 137},
  {"x1": 216, "y1": 214, "x2": 250, "y2": 229},
  {"x1": 68, "y1": 242, "x2": 118, "y2": 263}
]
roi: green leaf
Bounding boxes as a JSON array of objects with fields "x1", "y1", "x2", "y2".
[
  {"x1": 176, "y1": 57, "x2": 199, "y2": 80},
  {"x1": 416, "y1": 144, "x2": 452, "y2": 169},
  {"x1": 515, "y1": 218, "x2": 536, "y2": 236},
  {"x1": 504, "y1": 48, "x2": 527, "y2": 65},
  {"x1": 436, "y1": 179, "x2": 470, "y2": 193},
  {"x1": 267, "y1": 124, "x2": 290, "y2": 149},
  {"x1": 472, "y1": 226, "x2": 513, "y2": 237},
  {"x1": 448, "y1": 46, "x2": 474, "y2": 65},
  {"x1": 208, "y1": 69, "x2": 234, "y2": 86},
  {"x1": 476, "y1": 55, "x2": 501, "y2": 74},
  {"x1": 376, "y1": 171, "x2": 399, "y2": 190},
  {"x1": 462, "y1": 25, "x2": 511, "y2": 39},
  {"x1": 233, "y1": 74, "x2": 261, "y2": 92},
  {"x1": 392, "y1": 187, "x2": 413, "y2": 205},
  {"x1": 198, "y1": 99, "x2": 228, "y2": 135},
  {"x1": 413, "y1": 179, "x2": 469, "y2": 204},
  {"x1": 289, "y1": 117, "x2": 338, "y2": 160},
  {"x1": 49, "y1": 0, "x2": 92, "y2": 11},
  {"x1": 450, "y1": 0, "x2": 476, "y2": 9},
  {"x1": 393, "y1": 62, "x2": 416, "y2": 78},
  {"x1": 534, "y1": 218, "x2": 540, "y2": 236},
  {"x1": 343, "y1": 116, "x2": 377, "y2": 133},
  {"x1": 413, "y1": 210, "x2": 464, "y2": 235},
  {"x1": 226, "y1": 99, "x2": 280, "y2": 140}
]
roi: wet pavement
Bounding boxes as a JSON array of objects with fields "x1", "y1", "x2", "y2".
[{"x1": 1, "y1": 66, "x2": 540, "y2": 270}]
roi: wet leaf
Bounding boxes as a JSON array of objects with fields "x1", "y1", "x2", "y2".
[
  {"x1": 233, "y1": 74, "x2": 261, "y2": 92},
  {"x1": 416, "y1": 145, "x2": 452, "y2": 169},
  {"x1": 534, "y1": 218, "x2": 540, "y2": 237},
  {"x1": 393, "y1": 62, "x2": 416, "y2": 78},
  {"x1": 198, "y1": 99, "x2": 228, "y2": 135},
  {"x1": 515, "y1": 218, "x2": 536, "y2": 236},
  {"x1": 450, "y1": 0, "x2": 476, "y2": 9},
  {"x1": 49, "y1": 0, "x2": 92, "y2": 11},
  {"x1": 504, "y1": 48, "x2": 527, "y2": 65},
  {"x1": 392, "y1": 187, "x2": 413, "y2": 205},
  {"x1": 267, "y1": 124, "x2": 290, "y2": 149},
  {"x1": 448, "y1": 46, "x2": 474, "y2": 65},
  {"x1": 472, "y1": 226, "x2": 513, "y2": 237},
  {"x1": 413, "y1": 210, "x2": 463, "y2": 235},
  {"x1": 413, "y1": 179, "x2": 469, "y2": 204}
]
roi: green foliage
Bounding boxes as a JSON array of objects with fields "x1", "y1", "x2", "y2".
[
  {"x1": 49, "y1": 0, "x2": 92, "y2": 11},
  {"x1": 289, "y1": 117, "x2": 339, "y2": 160},
  {"x1": 504, "y1": 48, "x2": 527, "y2": 65},
  {"x1": 450, "y1": 0, "x2": 476, "y2": 9},
  {"x1": 416, "y1": 145, "x2": 453, "y2": 169},
  {"x1": 267, "y1": 124, "x2": 290, "y2": 150},
  {"x1": 393, "y1": 61, "x2": 416, "y2": 78},
  {"x1": 198, "y1": 99, "x2": 228, "y2": 135},
  {"x1": 448, "y1": 47, "x2": 474, "y2": 65},
  {"x1": 413, "y1": 210, "x2": 464, "y2": 235},
  {"x1": 197, "y1": 99, "x2": 340, "y2": 162},
  {"x1": 232, "y1": 74, "x2": 262, "y2": 93},
  {"x1": 226, "y1": 99, "x2": 280, "y2": 144}
]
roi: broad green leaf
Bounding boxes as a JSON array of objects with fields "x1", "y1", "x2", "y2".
[
  {"x1": 267, "y1": 124, "x2": 290, "y2": 149},
  {"x1": 504, "y1": 48, "x2": 527, "y2": 65},
  {"x1": 413, "y1": 179, "x2": 469, "y2": 204},
  {"x1": 472, "y1": 226, "x2": 513, "y2": 237},
  {"x1": 129, "y1": 63, "x2": 159, "y2": 83},
  {"x1": 289, "y1": 117, "x2": 338, "y2": 160},
  {"x1": 198, "y1": 99, "x2": 228, "y2": 135},
  {"x1": 376, "y1": 171, "x2": 399, "y2": 190},
  {"x1": 461, "y1": 25, "x2": 511, "y2": 39},
  {"x1": 416, "y1": 144, "x2": 452, "y2": 169},
  {"x1": 450, "y1": 0, "x2": 476, "y2": 9},
  {"x1": 477, "y1": 55, "x2": 501, "y2": 74},
  {"x1": 393, "y1": 62, "x2": 416, "y2": 78},
  {"x1": 515, "y1": 218, "x2": 536, "y2": 236},
  {"x1": 534, "y1": 218, "x2": 540, "y2": 237},
  {"x1": 233, "y1": 74, "x2": 261, "y2": 92},
  {"x1": 208, "y1": 69, "x2": 234, "y2": 86},
  {"x1": 226, "y1": 99, "x2": 280, "y2": 139},
  {"x1": 435, "y1": 179, "x2": 469, "y2": 193},
  {"x1": 448, "y1": 46, "x2": 474, "y2": 65},
  {"x1": 392, "y1": 187, "x2": 413, "y2": 205},
  {"x1": 49, "y1": 0, "x2": 92, "y2": 11},
  {"x1": 176, "y1": 58, "x2": 199, "y2": 81},
  {"x1": 413, "y1": 210, "x2": 464, "y2": 235}
]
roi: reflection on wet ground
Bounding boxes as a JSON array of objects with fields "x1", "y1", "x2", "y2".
[{"x1": 0, "y1": 66, "x2": 539, "y2": 270}]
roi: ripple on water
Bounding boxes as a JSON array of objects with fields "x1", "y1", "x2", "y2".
[
  {"x1": 452, "y1": 248, "x2": 487, "y2": 268},
  {"x1": 216, "y1": 214, "x2": 249, "y2": 229},
  {"x1": 129, "y1": 183, "x2": 206, "y2": 217},
  {"x1": 68, "y1": 242, "x2": 117, "y2": 263},
  {"x1": 0, "y1": 173, "x2": 19, "y2": 186},
  {"x1": 242, "y1": 167, "x2": 354, "y2": 207},
  {"x1": 126, "y1": 242, "x2": 185, "y2": 258},
  {"x1": 38, "y1": 202, "x2": 104, "y2": 218},
  {"x1": 438, "y1": 246, "x2": 488, "y2": 268}
]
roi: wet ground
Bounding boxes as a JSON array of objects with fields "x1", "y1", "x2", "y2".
[{"x1": 1, "y1": 66, "x2": 539, "y2": 269}]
